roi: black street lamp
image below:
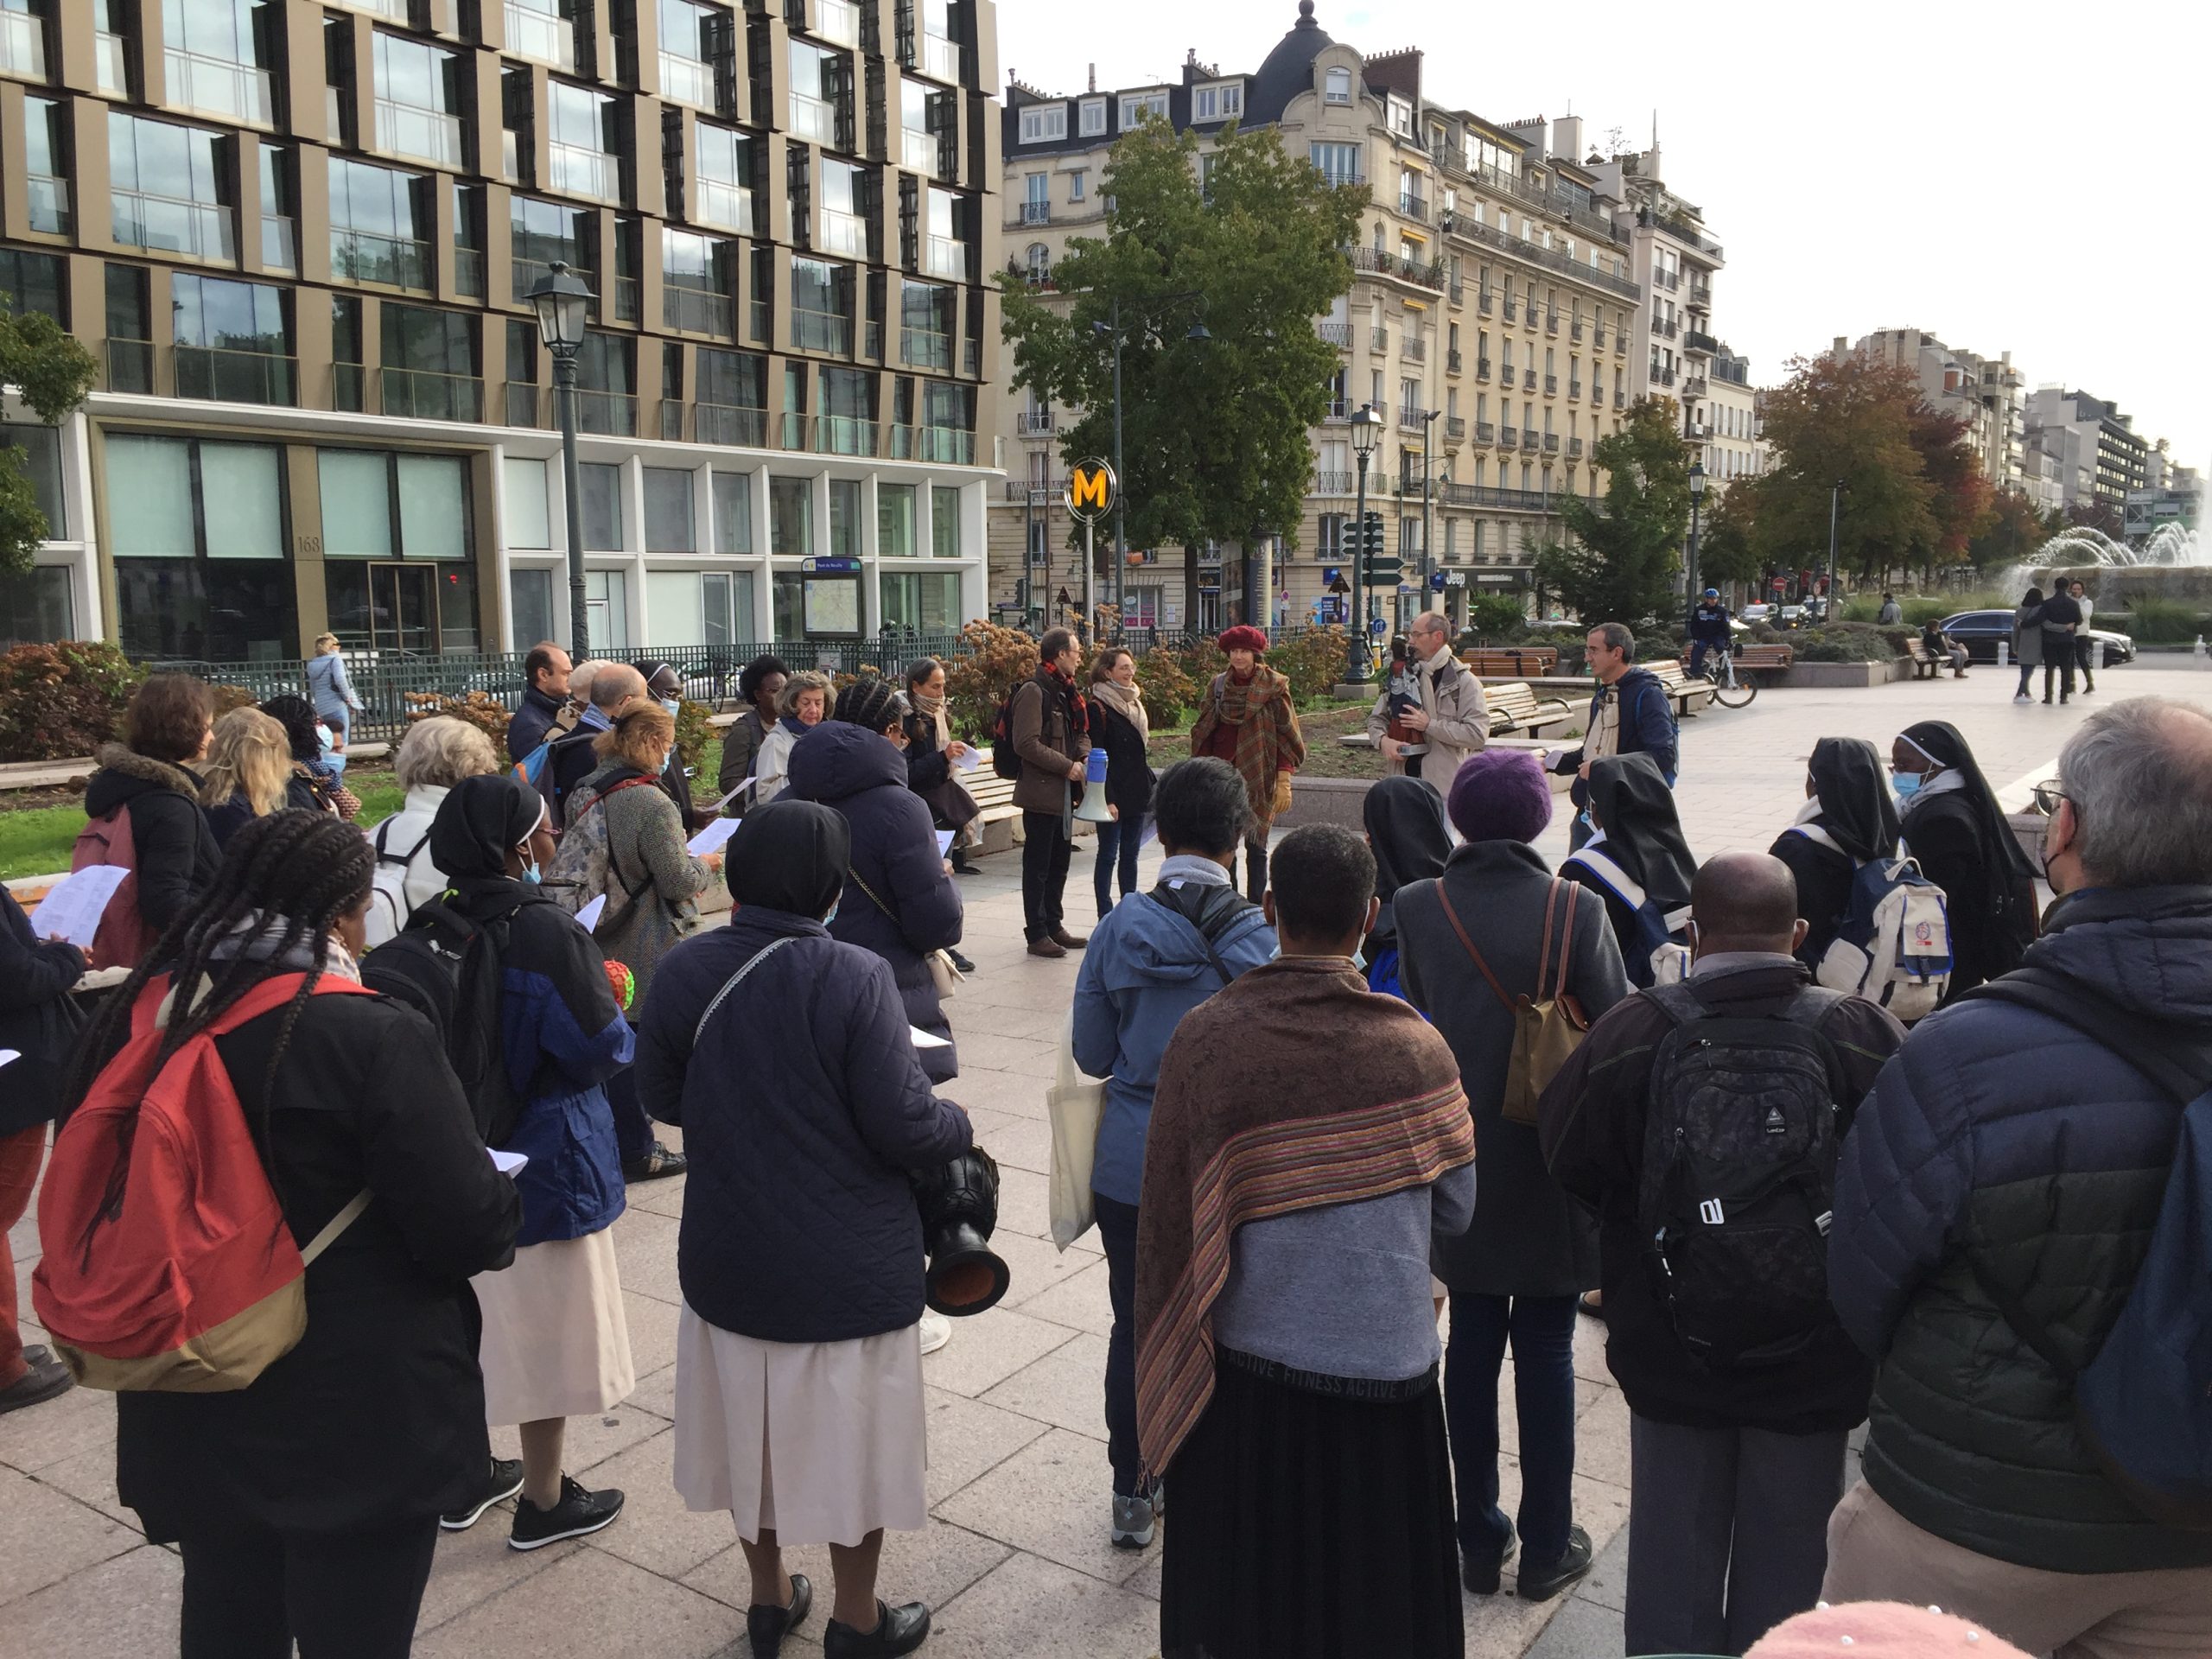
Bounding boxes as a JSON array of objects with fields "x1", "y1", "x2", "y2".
[
  {"x1": 1684, "y1": 458, "x2": 1707, "y2": 631},
  {"x1": 1346, "y1": 404, "x2": 1382, "y2": 683},
  {"x1": 526, "y1": 260, "x2": 595, "y2": 659},
  {"x1": 1094, "y1": 294, "x2": 1208, "y2": 639},
  {"x1": 1826, "y1": 478, "x2": 1847, "y2": 606}
]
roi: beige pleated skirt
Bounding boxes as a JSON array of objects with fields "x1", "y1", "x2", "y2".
[
  {"x1": 672, "y1": 1301, "x2": 927, "y2": 1548},
  {"x1": 474, "y1": 1228, "x2": 636, "y2": 1427}
]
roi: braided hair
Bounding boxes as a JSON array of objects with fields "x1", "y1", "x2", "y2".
[
  {"x1": 259, "y1": 693, "x2": 323, "y2": 765},
  {"x1": 833, "y1": 675, "x2": 906, "y2": 734},
  {"x1": 65, "y1": 811, "x2": 377, "y2": 1244}
]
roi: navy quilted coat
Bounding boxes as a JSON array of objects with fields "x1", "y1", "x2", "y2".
[{"x1": 1829, "y1": 884, "x2": 2212, "y2": 1573}]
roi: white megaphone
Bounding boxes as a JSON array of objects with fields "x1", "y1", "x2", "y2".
[{"x1": 1075, "y1": 743, "x2": 1114, "y2": 823}]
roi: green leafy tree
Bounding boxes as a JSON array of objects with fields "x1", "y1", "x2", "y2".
[
  {"x1": 1967, "y1": 486, "x2": 2053, "y2": 570},
  {"x1": 1751, "y1": 354, "x2": 1936, "y2": 584},
  {"x1": 1695, "y1": 482, "x2": 1764, "y2": 588},
  {"x1": 1904, "y1": 402, "x2": 1993, "y2": 579},
  {"x1": 1535, "y1": 397, "x2": 1691, "y2": 626},
  {"x1": 0, "y1": 304, "x2": 97, "y2": 576},
  {"x1": 999, "y1": 119, "x2": 1361, "y2": 563}
]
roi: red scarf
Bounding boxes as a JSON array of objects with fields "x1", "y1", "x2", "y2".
[{"x1": 1045, "y1": 662, "x2": 1089, "y2": 739}]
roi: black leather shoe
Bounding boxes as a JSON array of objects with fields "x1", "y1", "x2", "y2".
[
  {"x1": 947, "y1": 948, "x2": 976, "y2": 975},
  {"x1": 823, "y1": 1599, "x2": 931, "y2": 1657},
  {"x1": 747, "y1": 1573, "x2": 811, "y2": 1658},
  {"x1": 623, "y1": 1141, "x2": 688, "y2": 1181},
  {"x1": 1460, "y1": 1522, "x2": 1518, "y2": 1595},
  {"x1": 1516, "y1": 1524, "x2": 1592, "y2": 1601}
]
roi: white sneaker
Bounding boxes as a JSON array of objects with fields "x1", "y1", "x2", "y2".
[
  {"x1": 918, "y1": 1309, "x2": 953, "y2": 1355},
  {"x1": 2012, "y1": 692, "x2": 2032, "y2": 703}
]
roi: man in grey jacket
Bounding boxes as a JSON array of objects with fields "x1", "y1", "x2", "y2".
[{"x1": 1366, "y1": 611, "x2": 1488, "y2": 795}]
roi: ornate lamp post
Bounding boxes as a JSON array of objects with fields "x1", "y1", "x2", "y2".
[
  {"x1": 1345, "y1": 404, "x2": 1382, "y2": 682},
  {"x1": 526, "y1": 260, "x2": 594, "y2": 658}
]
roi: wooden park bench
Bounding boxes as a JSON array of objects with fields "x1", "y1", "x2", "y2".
[
  {"x1": 1460, "y1": 645, "x2": 1560, "y2": 677},
  {"x1": 1908, "y1": 640, "x2": 1966, "y2": 680},
  {"x1": 1648, "y1": 658, "x2": 1718, "y2": 716},
  {"x1": 1730, "y1": 643, "x2": 1796, "y2": 677},
  {"x1": 1484, "y1": 681, "x2": 1577, "y2": 737},
  {"x1": 964, "y1": 749, "x2": 1023, "y2": 854}
]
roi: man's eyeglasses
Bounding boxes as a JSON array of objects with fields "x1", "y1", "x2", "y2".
[{"x1": 2031, "y1": 779, "x2": 2068, "y2": 817}]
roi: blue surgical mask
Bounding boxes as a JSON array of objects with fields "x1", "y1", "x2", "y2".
[
  {"x1": 520, "y1": 863, "x2": 542, "y2": 886},
  {"x1": 1892, "y1": 772, "x2": 1923, "y2": 800},
  {"x1": 316, "y1": 724, "x2": 334, "y2": 753},
  {"x1": 658, "y1": 696, "x2": 681, "y2": 716},
  {"x1": 821, "y1": 902, "x2": 839, "y2": 926}
]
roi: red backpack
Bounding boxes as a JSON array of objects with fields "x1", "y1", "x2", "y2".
[
  {"x1": 34, "y1": 972, "x2": 376, "y2": 1393},
  {"x1": 70, "y1": 804, "x2": 155, "y2": 971}
]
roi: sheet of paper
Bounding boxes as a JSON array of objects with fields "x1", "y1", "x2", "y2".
[
  {"x1": 951, "y1": 746, "x2": 982, "y2": 772},
  {"x1": 489, "y1": 1148, "x2": 530, "y2": 1175},
  {"x1": 575, "y1": 894, "x2": 607, "y2": 931},
  {"x1": 689, "y1": 817, "x2": 741, "y2": 856},
  {"x1": 713, "y1": 778, "x2": 754, "y2": 811},
  {"x1": 0, "y1": 1051, "x2": 17, "y2": 1069},
  {"x1": 29, "y1": 865, "x2": 129, "y2": 949},
  {"x1": 936, "y1": 830, "x2": 955, "y2": 857},
  {"x1": 909, "y1": 1026, "x2": 951, "y2": 1049}
]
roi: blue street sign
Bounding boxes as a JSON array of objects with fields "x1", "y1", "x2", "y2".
[
  {"x1": 1430, "y1": 570, "x2": 1447, "y2": 592},
  {"x1": 1370, "y1": 616, "x2": 1387, "y2": 637},
  {"x1": 803, "y1": 557, "x2": 861, "y2": 574},
  {"x1": 1322, "y1": 566, "x2": 1341, "y2": 585}
]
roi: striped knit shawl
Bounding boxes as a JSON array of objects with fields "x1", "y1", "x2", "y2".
[{"x1": 1133, "y1": 955, "x2": 1474, "y2": 1473}]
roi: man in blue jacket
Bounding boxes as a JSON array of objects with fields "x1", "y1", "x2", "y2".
[
  {"x1": 1072, "y1": 758, "x2": 1277, "y2": 1552},
  {"x1": 1549, "y1": 623, "x2": 1678, "y2": 849},
  {"x1": 507, "y1": 641, "x2": 575, "y2": 764},
  {"x1": 1824, "y1": 697, "x2": 2212, "y2": 1654}
]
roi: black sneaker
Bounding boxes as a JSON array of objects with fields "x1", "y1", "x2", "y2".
[
  {"x1": 0, "y1": 1351, "x2": 74, "y2": 1416},
  {"x1": 947, "y1": 948, "x2": 976, "y2": 975},
  {"x1": 1460, "y1": 1521, "x2": 1518, "y2": 1596},
  {"x1": 1516, "y1": 1524, "x2": 1593, "y2": 1601},
  {"x1": 823, "y1": 1600, "x2": 931, "y2": 1658},
  {"x1": 508, "y1": 1474, "x2": 625, "y2": 1551},
  {"x1": 623, "y1": 1141, "x2": 688, "y2": 1181},
  {"x1": 748, "y1": 1573, "x2": 813, "y2": 1658},
  {"x1": 442, "y1": 1457, "x2": 525, "y2": 1530}
]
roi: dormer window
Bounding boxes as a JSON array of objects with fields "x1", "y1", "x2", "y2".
[
  {"x1": 1192, "y1": 80, "x2": 1242, "y2": 122},
  {"x1": 1119, "y1": 90, "x2": 1167, "y2": 125},
  {"x1": 1079, "y1": 97, "x2": 1105, "y2": 135},
  {"x1": 1018, "y1": 104, "x2": 1065, "y2": 143},
  {"x1": 1324, "y1": 66, "x2": 1351, "y2": 104}
]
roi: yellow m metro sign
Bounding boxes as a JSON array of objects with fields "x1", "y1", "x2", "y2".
[{"x1": 1064, "y1": 458, "x2": 1116, "y2": 523}]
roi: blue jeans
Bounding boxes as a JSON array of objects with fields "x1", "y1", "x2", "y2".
[
  {"x1": 1095, "y1": 1191, "x2": 1142, "y2": 1496},
  {"x1": 1093, "y1": 814, "x2": 1144, "y2": 918},
  {"x1": 1443, "y1": 1291, "x2": 1578, "y2": 1568}
]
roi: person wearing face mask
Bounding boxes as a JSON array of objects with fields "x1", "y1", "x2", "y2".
[
  {"x1": 1823, "y1": 699, "x2": 2212, "y2": 1656},
  {"x1": 1889, "y1": 721, "x2": 2037, "y2": 999},
  {"x1": 639, "y1": 661, "x2": 715, "y2": 832},
  {"x1": 417, "y1": 775, "x2": 640, "y2": 1550}
]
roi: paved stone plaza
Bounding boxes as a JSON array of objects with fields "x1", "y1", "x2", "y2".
[{"x1": 7, "y1": 663, "x2": 2209, "y2": 1658}]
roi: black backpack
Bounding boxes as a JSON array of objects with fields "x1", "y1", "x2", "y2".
[
  {"x1": 360, "y1": 894, "x2": 524, "y2": 1148},
  {"x1": 989, "y1": 683, "x2": 1026, "y2": 781},
  {"x1": 1636, "y1": 979, "x2": 1850, "y2": 1370}
]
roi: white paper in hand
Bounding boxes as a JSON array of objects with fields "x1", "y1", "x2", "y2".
[
  {"x1": 30, "y1": 865, "x2": 130, "y2": 950},
  {"x1": 0, "y1": 1050, "x2": 18, "y2": 1069},
  {"x1": 909, "y1": 1026, "x2": 951, "y2": 1049},
  {"x1": 575, "y1": 894, "x2": 607, "y2": 931},
  {"x1": 689, "y1": 817, "x2": 740, "y2": 856},
  {"x1": 712, "y1": 778, "x2": 755, "y2": 811},
  {"x1": 951, "y1": 746, "x2": 982, "y2": 772},
  {"x1": 489, "y1": 1147, "x2": 530, "y2": 1175},
  {"x1": 936, "y1": 830, "x2": 955, "y2": 857}
]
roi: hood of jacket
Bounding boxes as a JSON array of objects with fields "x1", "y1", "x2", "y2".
[
  {"x1": 1092, "y1": 886, "x2": 1273, "y2": 995},
  {"x1": 785, "y1": 717, "x2": 906, "y2": 804},
  {"x1": 85, "y1": 744, "x2": 201, "y2": 817},
  {"x1": 2024, "y1": 884, "x2": 2212, "y2": 1028},
  {"x1": 1603, "y1": 665, "x2": 1662, "y2": 708}
]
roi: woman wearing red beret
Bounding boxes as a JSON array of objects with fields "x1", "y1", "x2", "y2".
[{"x1": 1187, "y1": 626, "x2": 1306, "y2": 901}]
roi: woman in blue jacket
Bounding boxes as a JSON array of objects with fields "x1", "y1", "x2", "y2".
[
  {"x1": 425, "y1": 775, "x2": 638, "y2": 1551},
  {"x1": 1071, "y1": 758, "x2": 1277, "y2": 1550}
]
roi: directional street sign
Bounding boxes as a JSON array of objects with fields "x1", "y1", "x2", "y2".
[{"x1": 1064, "y1": 458, "x2": 1116, "y2": 523}]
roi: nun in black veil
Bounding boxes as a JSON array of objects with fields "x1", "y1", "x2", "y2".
[
  {"x1": 1770, "y1": 737, "x2": 1902, "y2": 968},
  {"x1": 1891, "y1": 720, "x2": 2039, "y2": 998}
]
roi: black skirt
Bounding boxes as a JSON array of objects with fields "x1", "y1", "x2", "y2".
[{"x1": 1160, "y1": 1350, "x2": 1464, "y2": 1659}]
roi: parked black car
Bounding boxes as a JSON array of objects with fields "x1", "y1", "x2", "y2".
[{"x1": 1939, "y1": 609, "x2": 2137, "y2": 667}]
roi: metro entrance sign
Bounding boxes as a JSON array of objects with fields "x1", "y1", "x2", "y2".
[{"x1": 1064, "y1": 458, "x2": 1116, "y2": 638}]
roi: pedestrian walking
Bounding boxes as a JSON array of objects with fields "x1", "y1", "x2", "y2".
[
  {"x1": 754, "y1": 670, "x2": 831, "y2": 808},
  {"x1": 1366, "y1": 611, "x2": 1487, "y2": 792},
  {"x1": 0, "y1": 884, "x2": 84, "y2": 1415},
  {"x1": 2009, "y1": 588, "x2": 2044, "y2": 703},
  {"x1": 198, "y1": 707, "x2": 297, "y2": 849},
  {"x1": 78, "y1": 673, "x2": 220, "y2": 967},
  {"x1": 1189, "y1": 625, "x2": 1306, "y2": 901},
  {"x1": 1395, "y1": 748, "x2": 1630, "y2": 1601},
  {"x1": 1361, "y1": 773, "x2": 1452, "y2": 1000},
  {"x1": 1011, "y1": 628, "x2": 1093, "y2": 957},
  {"x1": 1549, "y1": 624, "x2": 1678, "y2": 849},
  {"x1": 1770, "y1": 737, "x2": 1900, "y2": 970},
  {"x1": 1139, "y1": 823, "x2": 1474, "y2": 1659},
  {"x1": 508, "y1": 641, "x2": 577, "y2": 764},
  {"x1": 59, "y1": 811, "x2": 520, "y2": 1656},
  {"x1": 717, "y1": 653, "x2": 791, "y2": 808},
  {"x1": 2038, "y1": 582, "x2": 2082, "y2": 702},
  {"x1": 901, "y1": 656, "x2": 983, "y2": 893},
  {"x1": 1085, "y1": 645, "x2": 1154, "y2": 918},
  {"x1": 1540, "y1": 852, "x2": 1905, "y2": 1654},
  {"x1": 1561, "y1": 753, "x2": 1696, "y2": 988},
  {"x1": 305, "y1": 633, "x2": 364, "y2": 756},
  {"x1": 790, "y1": 680, "x2": 965, "y2": 1084},
  {"x1": 362, "y1": 715, "x2": 504, "y2": 947},
  {"x1": 1890, "y1": 721, "x2": 2037, "y2": 998},
  {"x1": 424, "y1": 776, "x2": 639, "y2": 1550},
  {"x1": 1071, "y1": 759, "x2": 1276, "y2": 1550},
  {"x1": 1823, "y1": 698, "x2": 2212, "y2": 1656},
  {"x1": 2069, "y1": 578, "x2": 2099, "y2": 693},
  {"x1": 635, "y1": 801, "x2": 975, "y2": 1659}
]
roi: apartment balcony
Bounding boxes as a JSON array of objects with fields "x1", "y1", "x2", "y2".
[
  {"x1": 1311, "y1": 472, "x2": 1353, "y2": 495},
  {"x1": 450, "y1": 245, "x2": 486, "y2": 297},
  {"x1": 1397, "y1": 405, "x2": 1428, "y2": 433},
  {"x1": 783, "y1": 413, "x2": 875, "y2": 457},
  {"x1": 577, "y1": 389, "x2": 638, "y2": 436},
  {"x1": 1568, "y1": 321, "x2": 1585, "y2": 343},
  {"x1": 378, "y1": 365, "x2": 482, "y2": 423},
  {"x1": 663, "y1": 283, "x2": 736, "y2": 336},
  {"x1": 114, "y1": 192, "x2": 237, "y2": 264},
  {"x1": 27, "y1": 175, "x2": 67, "y2": 237},
  {"x1": 334, "y1": 226, "x2": 430, "y2": 289},
  {"x1": 924, "y1": 234, "x2": 968, "y2": 279},
  {"x1": 1478, "y1": 291, "x2": 1494, "y2": 316},
  {"x1": 1004, "y1": 479, "x2": 1067, "y2": 503},
  {"x1": 0, "y1": 7, "x2": 45, "y2": 78},
  {"x1": 1020, "y1": 200, "x2": 1051, "y2": 225},
  {"x1": 1398, "y1": 192, "x2": 1427, "y2": 222},
  {"x1": 1592, "y1": 327, "x2": 1606, "y2": 350},
  {"x1": 1544, "y1": 312, "x2": 1559, "y2": 335},
  {"x1": 168, "y1": 344, "x2": 295, "y2": 406},
  {"x1": 1318, "y1": 321, "x2": 1351, "y2": 348},
  {"x1": 1403, "y1": 337, "x2": 1426, "y2": 364},
  {"x1": 1370, "y1": 326, "x2": 1389, "y2": 353},
  {"x1": 511, "y1": 257, "x2": 598, "y2": 310},
  {"x1": 698, "y1": 178, "x2": 754, "y2": 234},
  {"x1": 332, "y1": 362, "x2": 365, "y2": 411},
  {"x1": 1613, "y1": 389, "x2": 1626, "y2": 407},
  {"x1": 1476, "y1": 357, "x2": 1491, "y2": 383},
  {"x1": 1344, "y1": 245, "x2": 1444, "y2": 290},
  {"x1": 1522, "y1": 429, "x2": 1543, "y2": 451},
  {"x1": 376, "y1": 99, "x2": 465, "y2": 168},
  {"x1": 1653, "y1": 267, "x2": 1679, "y2": 290},
  {"x1": 1474, "y1": 422, "x2": 1495, "y2": 445},
  {"x1": 1682, "y1": 329, "x2": 1718, "y2": 357},
  {"x1": 1568, "y1": 436, "x2": 1584, "y2": 458},
  {"x1": 505, "y1": 1, "x2": 575, "y2": 67},
  {"x1": 1614, "y1": 333, "x2": 1628, "y2": 355},
  {"x1": 1544, "y1": 374, "x2": 1557, "y2": 394},
  {"x1": 1016, "y1": 410, "x2": 1055, "y2": 436},
  {"x1": 790, "y1": 90, "x2": 839, "y2": 145},
  {"x1": 659, "y1": 50, "x2": 715, "y2": 106},
  {"x1": 1652, "y1": 365, "x2": 1675, "y2": 387},
  {"x1": 548, "y1": 141, "x2": 621, "y2": 203},
  {"x1": 1321, "y1": 399, "x2": 1351, "y2": 422},
  {"x1": 1500, "y1": 426, "x2": 1517, "y2": 448},
  {"x1": 918, "y1": 30, "x2": 963, "y2": 85},
  {"x1": 95, "y1": 29, "x2": 128, "y2": 92},
  {"x1": 1522, "y1": 368, "x2": 1536, "y2": 390},
  {"x1": 692, "y1": 402, "x2": 771, "y2": 447},
  {"x1": 1314, "y1": 170, "x2": 1363, "y2": 191},
  {"x1": 1688, "y1": 280, "x2": 1712, "y2": 308},
  {"x1": 1448, "y1": 282, "x2": 1463, "y2": 306},
  {"x1": 1502, "y1": 299, "x2": 1519, "y2": 323},
  {"x1": 499, "y1": 379, "x2": 545, "y2": 428},
  {"x1": 1567, "y1": 379, "x2": 1582, "y2": 400},
  {"x1": 902, "y1": 128, "x2": 940, "y2": 177},
  {"x1": 1654, "y1": 316, "x2": 1678, "y2": 340},
  {"x1": 818, "y1": 208, "x2": 868, "y2": 258},
  {"x1": 166, "y1": 48, "x2": 275, "y2": 126},
  {"x1": 813, "y1": 0, "x2": 860, "y2": 47},
  {"x1": 1445, "y1": 416, "x2": 1465, "y2": 442},
  {"x1": 1682, "y1": 375, "x2": 1708, "y2": 399},
  {"x1": 916, "y1": 424, "x2": 975, "y2": 464},
  {"x1": 899, "y1": 326, "x2": 951, "y2": 371},
  {"x1": 1542, "y1": 433, "x2": 1559, "y2": 453},
  {"x1": 1446, "y1": 349, "x2": 1462, "y2": 374}
]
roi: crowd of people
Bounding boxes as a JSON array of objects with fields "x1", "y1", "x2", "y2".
[{"x1": 1, "y1": 618, "x2": 2207, "y2": 1659}]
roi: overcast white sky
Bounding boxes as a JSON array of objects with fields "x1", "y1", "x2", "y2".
[{"x1": 1000, "y1": 0, "x2": 2212, "y2": 474}]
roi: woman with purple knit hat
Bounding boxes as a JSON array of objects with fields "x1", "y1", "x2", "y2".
[{"x1": 1391, "y1": 749, "x2": 1632, "y2": 1603}]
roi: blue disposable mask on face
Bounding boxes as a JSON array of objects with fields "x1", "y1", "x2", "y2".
[
  {"x1": 1892, "y1": 772, "x2": 1923, "y2": 800},
  {"x1": 520, "y1": 863, "x2": 542, "y2": 885},
  {"x1": 658, "y1": 696, "x2": 681, "y2": 716},
  {"x1": 316, "y1": 724, "x2": 335, "y2": 753},
  {"x1": 821, "y1": 901, "x2": 839, "y2": 926}
]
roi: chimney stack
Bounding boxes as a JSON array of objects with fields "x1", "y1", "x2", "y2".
[
  {"x1": 1552, "y1": 114, "x2": 1583, "y2": 164},
  {"x1": 1088, "y1": 62, "x2": 1096, "y2": 92}
]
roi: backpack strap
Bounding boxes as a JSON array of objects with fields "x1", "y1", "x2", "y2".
[
  {"x1": 588, "y1": 775, "x2": 668, "y2": 906},
  {"x1": 300, "y1": 1190, "x2": 372, "y2": 1265},
  {"x1": 1144, "y1": 883, "x2": 1249, "y2": 987},
  {"x1": 1564, "y1": 846, "x2": 1647, "y2": 912},
  {"x1": 693, "y1": 935, "x2": 801, "y2": 1043},
  {"x1": 1961, "y1": 968, "x2": 2212, "y2": 1108}
]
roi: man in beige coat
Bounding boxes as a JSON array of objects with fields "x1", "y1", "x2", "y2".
[{"x1": 1367, "y1": 612, "x2": 1488, "y2": 795}]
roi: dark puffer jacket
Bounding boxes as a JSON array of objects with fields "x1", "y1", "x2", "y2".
[
  {"x1": 1830, "y1": 884, "x2": 2212, "y2": 1573},
  {"x1": 635, "y1": 906, "x2": 972, "y2": 1343},
  {"x1": 81, "y1": 746, "x2": 220, "y2": 941},
  {"x1": 787, "y1": 720, "x2": 965, "y2": 1082}
]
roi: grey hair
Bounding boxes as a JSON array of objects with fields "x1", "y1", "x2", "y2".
[
  {"x1": 394, "y1": 715, "x2": 501, "y2": 791},
  {"x1": 2060, "y1": 697, "x2": 2212, "y2": 888},
  {"x1": 1589, "y1": 620, "x2": 1637, "y2": 660},
  {"x1": 776, "y1": 669, "x2": 835, "y2": 718}
]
